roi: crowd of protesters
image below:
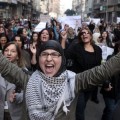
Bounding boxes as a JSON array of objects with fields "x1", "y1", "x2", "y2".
[{"x1": 0, "y1": 16, "x2": 120, "y2": 120}]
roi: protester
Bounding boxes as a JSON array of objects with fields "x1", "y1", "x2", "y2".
[
  {"x1": 88, "y1": 20, "x2": 95, "y2": 33},
  {"x1": 30, "y1": 28, "x2": 52, "y2": 71},
  {"x1": 37, "y1": 28, "x2": 52, "y2": 45},
  {"x1": 0, "y1": 40, "x2": 120, "y2": 120},
  {"x1": 101, "y1": 41, "x2": 120, "y2": 120},
  {"x1": 98, "y1": 31, "x2": 113, "y2": 48},
  {"x1": 0, "y1": 33, "x2": 9, "y2": 51},
  {"x1": 12, "y1": 34, "x2": 31, "y2": 70},
  {"x1": 5, "y1": 22, "x2": 14, "y2": 41},
  {"x1": 0, "y1": 42, "x2": 24, "y2": 120},
  {"x1": 92, "y1": 26, "x2": 101, "y2": 44},
  {"x1": 30, "y1": 32, "x2": 39, "y2": 47},
  {"x1": 63, "y1": 27, "x2": 102, "y2": 120},
  {"x1": 113, "y1": 23, "x2": 120, "y2": 42},
  {"x1": 17, "y1": 28, "x2": 30, "y2": 51},
  {"x1": 0, "y1": 26, "x2": 6, "y2": 34}
]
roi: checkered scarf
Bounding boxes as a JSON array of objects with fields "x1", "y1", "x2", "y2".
[{"x1": 26, "y1": 70, "x2": 75, "y2": 120}]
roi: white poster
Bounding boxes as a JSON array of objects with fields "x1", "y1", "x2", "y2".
[
  {"x1": 117, "y1": 17, "x2": 120, "y2": 23},
  {"x1": 99, "y1": 45, "x2": 114, "y2": 61},
  {"x1": 34, "y1": 22, "x2": 46, "y2": 32}
]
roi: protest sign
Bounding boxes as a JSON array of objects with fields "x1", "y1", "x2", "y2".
[
  {"x1": 98, "y1": 45, "x2": 114, "y2": 61},
  {"x1": 117, "y1": 17, "x2": 120, "y2": 23},
  {"x1": 34, "y1": 22, "x2": 46, "y2": 32}
]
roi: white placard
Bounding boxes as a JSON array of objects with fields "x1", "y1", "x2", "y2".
[
  {"x1": 34, "y1": 22, "x2": 46, "y2": 32},
  {"x1": 117, "y1": 17, "x2": 120, "y2": 23},
  {"x1": 99, "y1": 45, "x2": 114, "y2": 60}
]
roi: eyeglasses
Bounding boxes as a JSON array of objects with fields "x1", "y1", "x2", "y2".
[
  {"x1": 40, "y1": 52, "x2": 61, "y2": 58},
  {"x1": 80, "y1": 32, "x2": 90, "y2": 36}
]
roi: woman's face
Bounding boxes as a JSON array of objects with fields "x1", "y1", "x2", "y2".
[
  {"x1": 0, "y1": 36, "x2": 7, "y2": 46},
  {"x1": 68, "y1": 28, "x2": 74, "y2": 35},
  {"x1": 40, "y1": 30, "x2": 49, "y2": 42},
  {"x1": 3, "y1": 44, "x2": 18, "y2": 63},
  {"x1": 0, "y1": 27, "x2": 5, "y2": 33},
  {"x1": 14, "y1": 36, "x2": 22, "y2": 48},
  {"x1": 22, "y1": 28, "x2": 28, "y2": 37},
  {"x1": 80, "y1": 29, "x2": 92, "y2": 43},
  {"x1": 64, "y1": 24, "x2": 69, "y2": 31},
  {"x1": 33, "y1": 33, "x2": 38, "y2": 42},
  {"x1": 39, "y1": 49, "x2": 62, "y2": 77},
  {"x1": 102, "y1": 32, "x2": 107, "y2": 39}
]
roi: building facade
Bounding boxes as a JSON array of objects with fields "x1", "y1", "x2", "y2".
[
  {"x1": 72, "y1": 0, "x2": 120, "y2": 22},
  {"x1": 49, "y1": 0, "x2": 60, "y2": 17},
  {"x1": 0, "y1": 0, "x2": 40, "y2": 20},
  {"x1": 93, "y1": 0, "x2": 120, "y2": 22},
  {"x1": 72, "y1": 0, "x2": 81, "y2": 15},
  {"x1": 85, "y1": 0, "x2": 94, "y2": 18}
]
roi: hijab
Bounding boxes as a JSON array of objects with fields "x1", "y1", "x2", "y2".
[{"x1": 36, "y1": 40, "x2": 66, "y2": 77}]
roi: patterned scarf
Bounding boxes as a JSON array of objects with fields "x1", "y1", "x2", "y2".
[{"x1": 26, "y1": 70, "x2": 75, "y2": 120}]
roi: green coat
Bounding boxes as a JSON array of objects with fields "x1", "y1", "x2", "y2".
[{"x1": 0, "y1": 52, "x2": 120, "y2": 120}]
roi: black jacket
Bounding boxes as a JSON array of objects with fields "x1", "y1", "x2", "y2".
[{"x1": 65, "y1": 42, "x2": 102, "y2": 73}]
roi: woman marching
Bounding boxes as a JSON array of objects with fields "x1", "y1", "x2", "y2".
[
  {"x1": 0, "y1": 40, "x2": 120, "y2": 120},
  {"x1": 0, "y1": 42, "x2": 25, "y2": 120}
]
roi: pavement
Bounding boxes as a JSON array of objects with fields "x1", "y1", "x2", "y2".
[{"x1": 85, "y1": 88, "x2": 105, "y2": 120}]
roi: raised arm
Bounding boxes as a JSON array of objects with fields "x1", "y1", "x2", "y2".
[
  {"x1": 75, "y1": 52, "x2": 120, "y2": 93},
  {"x1": 30, "y1": 44, "x2": 37, "y2": 65}
]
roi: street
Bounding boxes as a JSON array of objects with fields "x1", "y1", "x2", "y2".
[{"x1": 85, "y1": 88, "x2": 105, "y2": 120}]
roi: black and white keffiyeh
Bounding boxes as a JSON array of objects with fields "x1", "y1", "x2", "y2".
[{"x1": 26, "y1": 70, "x2": 76, "y2": 120}]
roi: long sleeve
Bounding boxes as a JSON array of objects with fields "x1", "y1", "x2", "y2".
[
  {"x1": 75, "y1": 52, "x2": 120, "y2": 93},
  {"x1": 0, "y1": 52, "x2": 29, "y2": 88}
]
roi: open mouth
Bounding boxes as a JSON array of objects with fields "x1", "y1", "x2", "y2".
[
  {"x1": 42, "y1": 37, "x2": 47, "y2": 40},
  {"x1": 45, "y1": 64, "x2": 54, "y2": 73}
]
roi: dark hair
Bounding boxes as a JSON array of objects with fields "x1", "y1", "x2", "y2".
[
  {"x1": 30, "y1": 32, "x2": 39, "y2": 43},
  {"x1": 78, "y1": 27, "x2": 94, "y2": 45},
  {"x1": 48, "y1": 27, "x2": 56, "y2": 40},
  {"x1": 17, "y1": 28, "x2": 23, "y2": 35},
  {"x1": 38, "y1": 28, "x2": 52, "y2": 40},
  {"x1": 4, "y1": 23, "x2": 12, "y2": 29},
  {"x1": 0, "y1": 33, "x2": 9, "y2": 42},
  {"x1": 0, "y1": 26, "x2": 6, "y2": 34},
  {"x1": 37, "y1": 28, "x2": 52, "y2": 48},
  {"x1": 100, "y1": 31, "x2": 113, "y2": 47},
  {"x1": 0, "y1": 33, "x2": 9, "y2": 50},
  {"x1": 17, "y1": 27, "x2": 27, "y2": 35},
  {"x1": 11, "y1": 34, "x2": 24, "y2": 49},
  {"x1": 2, "y1": 42, "x2": 25, "y2": 68}
]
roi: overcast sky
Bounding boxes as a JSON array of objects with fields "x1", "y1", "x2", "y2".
[{"x1": 64, "y1": 0, "x2": 72, "y2": 10}]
